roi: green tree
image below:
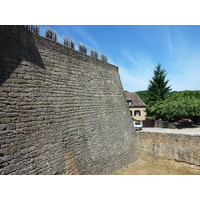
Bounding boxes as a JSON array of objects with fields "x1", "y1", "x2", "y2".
[
  {"x1": 148, "y1": 90, "x2": 200, "y2": 120},
  {"x1": 147, "y1": 64, "x2": 172, "y2": 105}
]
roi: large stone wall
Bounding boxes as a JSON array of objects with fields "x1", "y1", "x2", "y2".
[
  {"x1": 0, "y1": 26, "x2": 137, "y2": 174},
  {"x1": 136, "y1": 131, "x2": 200, "y2": 168}
]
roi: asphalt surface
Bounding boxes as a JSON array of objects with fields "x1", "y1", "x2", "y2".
[{"x1": 140, "y1": 127, "x2": 200, "y2": 135}]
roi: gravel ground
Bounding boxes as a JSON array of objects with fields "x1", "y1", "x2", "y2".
[
  {"x1": 140, "y1": 127, "x2": 200, "y2": 135},
  {"x1": 113, "y1": 126, "x2": 200, "y2": 175},
  {"x1": 113, "y1": 157, "x2": 199, "y2": 175}
]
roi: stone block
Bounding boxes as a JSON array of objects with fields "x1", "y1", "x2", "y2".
[
  {"x1": 2, "y1": 57, "x2": 13, "y2": 63},
  {"x1": 0, "y1": 112, "x2": 5, "y2": 117},
  {"x1": 0, "y1": 124, "x2": 6, "y2": 130},
  {"x1": 1, "y1": 117, "x2": 11, "y2": 123},
  {"x1": 36, "y1": 116, "x2": 45, "y2": 121},
  {"x1": 8, "y1": 92, "x2": 20, "y2": 98},
  {"x1": 0, "y1": 158, "x2": 4, "y2": 164},
  {"x1": 6, "y1": 123, "x2": 16, "y2": 130},
  {"x1": 4, "y1": 164, "x2": 18, "y2": 174},
  {"x1": 16, "y1": 122, "x2": 26, "y2": 129},
  {"x1": 3, "y1": 154, "x2": 14, "y2": 162}
]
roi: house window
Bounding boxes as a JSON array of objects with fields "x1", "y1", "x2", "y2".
[
  {"x1": 130, "y1": 110, "x2": 133, "y2": 116},
  {"x1": 134, "y1": 110, "x2": 141, "y2": 116},
  {"x1": 127, "y1": 100, "x2": 132, "y2": 105}
]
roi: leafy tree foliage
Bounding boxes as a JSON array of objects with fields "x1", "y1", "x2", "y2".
[
  {"x1": 147, "y1": 64, "x2": 171, "y2": 105},
  {"x1": 148, "y1": 90, "x2": 200, "y2": 120}
]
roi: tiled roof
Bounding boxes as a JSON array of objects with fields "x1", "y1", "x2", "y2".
[{"x1": 125, "y1": 92, "x2": 146, "y2": 107}]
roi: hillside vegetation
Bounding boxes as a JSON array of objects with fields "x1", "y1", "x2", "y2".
[{"x1": 136, "y1": 90, "x2": 180, "y2": 104}]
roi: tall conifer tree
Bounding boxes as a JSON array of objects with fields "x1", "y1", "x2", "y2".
[{"x1": 147, "y1": 64, "x2": 171, "y2": 105}]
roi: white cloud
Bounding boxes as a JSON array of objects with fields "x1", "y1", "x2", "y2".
[
  {"x1": 69, "y1": 26, "x2": 100, "y2": 51},
  {"x1": 119, "y1": 66, "x2": 148, "y2": 91},
  {"x1": 168, "y1": 56, "x2": 200, "y2": 91},
  {"x1": 166, "y1": 27, "x2": 173, "y2": 54},
  {"x1": 117, "y1": 50, "x2": 156, "y2": 91}
]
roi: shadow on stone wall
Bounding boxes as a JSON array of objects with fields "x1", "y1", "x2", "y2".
[
  {"x1": 0, "y1": 25, "x2": 44, "y2": 86},
  {"x1": 0, "y1": 25, "x2": 137, "y2": 175}
]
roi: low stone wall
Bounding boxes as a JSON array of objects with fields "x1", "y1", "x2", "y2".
[
  {"x1": 136, "y1": 131, "x2": 200, "y2": 168},
  {"x1": 155, "y1": 120, "x2": 177, "y2": 129}
]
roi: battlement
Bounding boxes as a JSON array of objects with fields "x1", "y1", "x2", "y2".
[{"x1": 16, "y1": 25, "x2": 109, "y2": 63}]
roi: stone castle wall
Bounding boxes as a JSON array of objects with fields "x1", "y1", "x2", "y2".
[
  {"x1": 136, "y1": 132, "x2": 200, "y2": 167},
  {"x1": 0, "y1": 26, "x2": 137, "y2": 174}
]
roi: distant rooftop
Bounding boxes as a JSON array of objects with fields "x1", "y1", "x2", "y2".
[{"x1": 125, "y1": 92, "x2": 146, "y2": 107}]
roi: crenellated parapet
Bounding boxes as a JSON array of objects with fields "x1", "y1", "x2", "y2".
[{"x1": 16, "y1": 25, "x2": 108, "y2": 63}]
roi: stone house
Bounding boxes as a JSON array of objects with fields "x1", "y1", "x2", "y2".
[{"x1": 125, "y1": 92, "x2": 146, "y2": 121}]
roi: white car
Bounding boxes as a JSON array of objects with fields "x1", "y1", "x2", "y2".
[{"x1": 133, "y1": 121, "x2": 142, "y2": 131}]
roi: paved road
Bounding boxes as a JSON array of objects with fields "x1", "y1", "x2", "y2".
[{"x1": 140, "y1": 127, "x2": 200, "y2": 135}]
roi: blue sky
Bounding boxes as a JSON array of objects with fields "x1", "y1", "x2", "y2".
[{"x1": 39, "y1": 25, "x2": 200, "y2": 92}]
